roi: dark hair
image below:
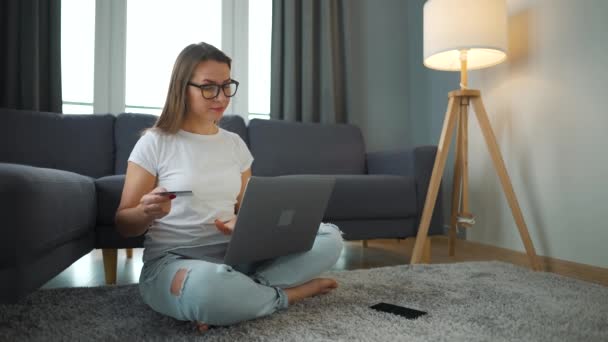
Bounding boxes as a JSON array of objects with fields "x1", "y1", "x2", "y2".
[{"x1": 154, "y1": 42, "x2": 231, "y2": 133}]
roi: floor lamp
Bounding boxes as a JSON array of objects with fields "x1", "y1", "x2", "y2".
[{"x1": 410, "y1": 0, "x2": 541, "y2": 271}]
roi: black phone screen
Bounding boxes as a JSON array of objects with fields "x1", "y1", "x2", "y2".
[{"x1": 370, "y1": 302, "x2": 427, "y2": 319}]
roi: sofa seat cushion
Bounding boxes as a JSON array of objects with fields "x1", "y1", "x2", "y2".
[
  {"x1": 95, "y1": 174, "x2": 418, "y2": 224},
  {"x1": 328, "y1": 218, "x2": 418, "y2": 240},
  {"x1": 95, "y1": 225, "x2": 145, "y2": 249},
  {"x1": 324, "y1": 175, "x2": 417, "y2": 220},
  {"x1": 95, "y1": 175, "x2": 125, "y2": 226}
]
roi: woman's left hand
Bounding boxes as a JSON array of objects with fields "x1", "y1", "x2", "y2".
[{"x1": 214, "y1": 217, "x2": 236, "y2": 235}]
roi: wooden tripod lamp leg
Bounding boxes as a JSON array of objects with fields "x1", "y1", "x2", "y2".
[
  {"x1": 460, "y1": 102, "x2": 472, "y2": 228},
  {"x1": 411, "y1": 97, "x2": 459, "y2": 264},
  {"x1": 448, "y1": 106, "x2": 463, "y2": 256},
  {"x1": 471, "y1": 97, "x2": 542, "y2": 271}
]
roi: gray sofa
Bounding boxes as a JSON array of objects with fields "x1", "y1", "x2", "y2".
[{"x1": 0, "y1": 108, "x2": 443, "y2": 304}]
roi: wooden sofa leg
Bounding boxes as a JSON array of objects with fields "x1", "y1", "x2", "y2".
[
  {"x1": 102, "y1": 248, "x2": 118, "y2": 285},
  {"x1": 126, "y1": 248, "x2": 133, "y2": 259},
  {"x1": 362, "y1": 240, "x2": 368, "y2": 248}
]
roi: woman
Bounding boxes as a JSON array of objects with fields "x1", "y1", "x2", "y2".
[{"x1": 115, "y1": 42, "x2": 344, "y2": 332}]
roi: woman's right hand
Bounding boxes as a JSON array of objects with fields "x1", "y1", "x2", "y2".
[{"x1": 138, "y1": 187, "x2": 175, "y2": 220}]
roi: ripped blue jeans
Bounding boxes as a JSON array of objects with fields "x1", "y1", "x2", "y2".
[{"x1": 138, "y1": 223, "x2": 343, "y2": 326}]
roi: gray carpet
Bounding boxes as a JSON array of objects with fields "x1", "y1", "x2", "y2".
[{"x1": 1, "y1": 261, "x2": 607, "y2": 341}]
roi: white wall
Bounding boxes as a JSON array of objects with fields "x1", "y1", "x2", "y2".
[
  {"x1": 345, "y1": 0, "x2": 459, "y2": 153},
  {"x1": 344, "y1": 0, "x2": 412, "y2": 151},
  {"x1": 467, "y1": 0, "x2": 608, "y2": 268}
]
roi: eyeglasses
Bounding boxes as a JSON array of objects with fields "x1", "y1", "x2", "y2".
[{"x1": 187, "y1": 80, "x2": 239, "y2": 99}]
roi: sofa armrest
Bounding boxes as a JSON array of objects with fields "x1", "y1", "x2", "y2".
[
  {"x1": 366, "y1": 146, "x2": 444, "y2": 235},
  {"x1": 0, "y1": 163, "x2": 96, "y2": 267}
]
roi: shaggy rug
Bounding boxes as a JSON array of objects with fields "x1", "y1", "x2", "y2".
[{"x1": 1, "y1": 261, "x2": 607, "y2": 341}]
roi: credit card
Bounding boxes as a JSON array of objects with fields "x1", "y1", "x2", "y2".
[{"x1": 158, "y1": 191, "x2": 193, "y2": 196}]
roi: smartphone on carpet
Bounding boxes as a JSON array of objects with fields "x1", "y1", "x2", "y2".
[{"x1": 370, "y1": 302, "x2": 427, "y2": 319}]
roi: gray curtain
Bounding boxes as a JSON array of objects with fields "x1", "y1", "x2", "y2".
[
  {"x1": 0, "y1": 0, "x2": 63, "y2": 112},
  {"x1": 270, "y1": 0, "x2": 347, "y2": 124}
]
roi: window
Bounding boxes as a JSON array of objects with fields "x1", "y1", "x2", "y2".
[
  {"x1": 248, "y1": 0, "x2": 272, "y2": 119},
  {"x1": 61, "y1": 0, "x2": 271, "y2": 120},
  {"x1": 61, "y1": 0, "x2": 95, "y2": 114},
  {"x1": 125, "y1": 0, "x2": 222, "y2": 115}
]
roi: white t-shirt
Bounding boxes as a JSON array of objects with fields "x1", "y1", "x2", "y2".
[{"x1": 128, "y1": 127, "x2": 254, "y2": 262}]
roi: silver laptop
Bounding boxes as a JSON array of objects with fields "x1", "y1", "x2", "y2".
[{"x1": 168, "y1": 175, "x2": 336, "y2": 265}]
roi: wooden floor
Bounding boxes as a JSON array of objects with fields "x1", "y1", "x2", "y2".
[{"x1": 42, "y1": 236, "x2": 608, "y2": 289}]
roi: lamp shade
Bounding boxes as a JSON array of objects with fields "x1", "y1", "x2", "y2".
[{"x1": 423, "y1": 0, "x2": 508, "y2": 71}]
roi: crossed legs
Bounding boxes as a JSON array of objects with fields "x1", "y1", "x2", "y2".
[{"x1": 140, "y1": 223, "x2": 344, "y2": 327}]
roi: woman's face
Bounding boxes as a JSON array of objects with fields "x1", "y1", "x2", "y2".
[{"x1": 185, "y1": 60, "x2": 231, "y2": 123}]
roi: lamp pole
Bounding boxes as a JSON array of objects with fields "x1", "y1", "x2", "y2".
[{"x1": 459, "y1": 49, "x2": 468, "y2": 89}]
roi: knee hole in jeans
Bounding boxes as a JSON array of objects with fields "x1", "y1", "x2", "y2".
[{"x1": 170, "y1": 268, "x2": 189, "y2": 296}]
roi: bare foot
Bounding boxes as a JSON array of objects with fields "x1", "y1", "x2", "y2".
[
  {"x1": 284, "y1": 278, "x2": 338, "y2": 304},
  {"x1": 192, "y1": 321, "x2": 209, "y2": 333}
]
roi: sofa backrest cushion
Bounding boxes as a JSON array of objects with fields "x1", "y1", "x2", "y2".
[
  {"x1": 114, "y1": 113, "x2": 158, "y2": 174},
  {"x1": 0, "y1": 108, "x2": 115, "y2": 178},
  {"x1": 219, "y1": 115, "x2": 249, "y2": 145},
  {"x1": 248, "y1": 119, "x2": 366, "y2": 176},
  {"x1": 114, "y1": 113, "x2": 249, "y2": 174}
]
